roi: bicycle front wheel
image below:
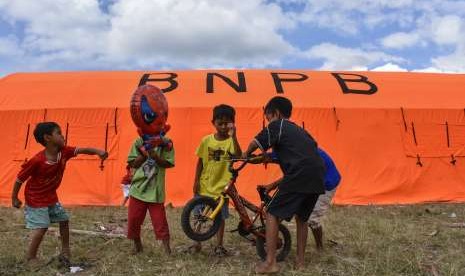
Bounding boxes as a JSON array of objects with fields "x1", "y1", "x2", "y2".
[{"x1": 181, "y1": 196, "x2": 222, "y2": 241}]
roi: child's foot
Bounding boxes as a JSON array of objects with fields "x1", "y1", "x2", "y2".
[
  {"x1": 255, "y1": 261, "x2": 280, "y2": 274},
  {"x1": 213, "y1": 245, "x2": 229, "y2": 257}
]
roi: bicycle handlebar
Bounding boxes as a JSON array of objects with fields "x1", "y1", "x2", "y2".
[
  {"x1": 228, "y1": 158, "x2": 249, "y2": 173},
  {"x1": 228, "y1": 154, "x2": 263, "y2": 173}
]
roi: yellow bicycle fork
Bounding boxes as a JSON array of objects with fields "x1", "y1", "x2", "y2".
[{"x1": 207, "y1": 196, "x2": 225, "y2": 220}]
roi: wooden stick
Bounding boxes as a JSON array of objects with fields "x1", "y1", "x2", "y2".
[{"x1": 48, "y1": 227, "x2": 125, "y2": 238}]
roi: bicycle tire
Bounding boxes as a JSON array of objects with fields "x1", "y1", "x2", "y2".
[{"x1": 181, "y1": 196, "x2": 222, "y2": 241}]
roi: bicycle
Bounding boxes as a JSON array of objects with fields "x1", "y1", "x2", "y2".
[{"x1": 181, "y1": 156, "x2": 291, "y2": 261}]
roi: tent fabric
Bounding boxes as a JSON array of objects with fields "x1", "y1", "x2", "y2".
[{"x1": 1, "y1": 70, "x2": 465, "y2": 206}]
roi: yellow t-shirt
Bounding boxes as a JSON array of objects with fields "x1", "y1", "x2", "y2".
[{"x1": 196, "y1": 134, "x2": 236, "y2": 198}]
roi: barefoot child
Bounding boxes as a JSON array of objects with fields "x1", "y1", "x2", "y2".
[
  {"x1": 191, "y1": 104, "x2": 241, "y2": 256},
  {"x1": 126, "y1": 136, "x2": 174, "y2": 255},
  {"x1": 308, "y1": 148, "x2": 341, "y2": 250},
  {"x1": 11, "y1": 122, "x2": 108, "y2": 263},
  {"x1": 243, "y1": 97, "x2": 325, "y2": 273}
]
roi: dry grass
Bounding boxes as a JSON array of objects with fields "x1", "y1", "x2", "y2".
[{"x1": 1, "y1": 203, "x2": 465, "y2": 275}]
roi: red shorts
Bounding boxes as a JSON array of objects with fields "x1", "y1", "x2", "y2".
[{"x1": 127, "y1": 196, "x2": 170, "y2": 240}]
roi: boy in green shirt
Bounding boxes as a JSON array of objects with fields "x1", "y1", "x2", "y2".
[
  {"x1": 191, "y1": 104, "x2": 241, "y2": 256},
  {"x1": 126, "y1": 136, "x2": 175, "y2": 255}
]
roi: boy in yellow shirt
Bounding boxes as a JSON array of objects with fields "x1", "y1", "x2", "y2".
[{"x1": 191, "y1": 104, "x2": 241, "y2": 256}]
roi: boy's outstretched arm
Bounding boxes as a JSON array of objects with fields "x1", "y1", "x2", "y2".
[
  {"x1": 76, "y1": 148, "x2": 108, "y2": 160},
  {"x1": 11, "y1": 180, "x2": 23, "y2": 208},
  {"x1": 193, "y1": 158, "x2": 203, "y2": 195}
]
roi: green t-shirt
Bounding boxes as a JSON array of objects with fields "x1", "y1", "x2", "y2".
[
  {"x1": 128, "y1": 137, "x2": 175, "y2": 203},
  {"x1": 196, "y1": 134, "x2": 236, "y2": 198}
]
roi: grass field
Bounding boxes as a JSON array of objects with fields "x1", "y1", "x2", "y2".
[{"x1": 1, "y1": 203, "x2": 465, "y2": 275}]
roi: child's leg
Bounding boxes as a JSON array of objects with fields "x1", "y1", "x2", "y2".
[
  {"x1": 255, "y1": 212, "x2": 280, "y2": 274},
  {"x1": 295, "y1": 216, "x2": 309, "y2": 269},
  {"x1": 24, "y1": 205, "x2": 56, "y2": 261},
  {"x1": 216, "y1": 220, "x2": 225, "y2": 247},
  {"x1": 294, "y1": 194, "x2": 320, "y2": 269},
  {"x1": 213, "y1": 220, "x2": 229, "y2": 256},
  {"x1": 127, "y1": 197, "x2": 148, "y2": 253},
  {"x1": 215, "y1": 201, "x2": 229, "y2": 250},
  {"x1": 311, "y1": 225, "x2": 323, "y2": 250},
  {"x1": 308, "y1": 190, "x2": 334, "y2": 250},
  {"x1": 59, "y1": 221, "x2": 70, "y2": 258},
  {"x1": 48, "y1": 203, "x2": 71, "y2": 259},
  {"x1": 147, "y1": 203, "x2": 171, "y2": 255},
  {"x1": 26, "y1": 228, "x2": 48, "y2": 261}
]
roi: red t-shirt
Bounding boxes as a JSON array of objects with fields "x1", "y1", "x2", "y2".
[{"x1": 17, "y1": 146, "x2": 77, "y2": 207}]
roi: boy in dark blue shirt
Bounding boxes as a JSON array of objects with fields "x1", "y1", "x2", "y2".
[
  {"x1": 309, "y1": 148, "x2": 341, "y2": 251},
  {"x1": 243, "y1": 96, "x2": 325, "y2": 273}
]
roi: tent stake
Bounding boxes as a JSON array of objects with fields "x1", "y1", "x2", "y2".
[
  {"x1": 445, "y1": 121, "x2": 450, "y2": 148},
  {"x1": 64, "y1": 122, "x2": 69, "y2": 146},
  {"x1": 333, "y1": 107, "x2": 340, "y2": 131},
  {"x1": 450, "y1": 154, "x2": 457, "y2": 165},
  {"x1": 24, "y1": 123, "x2": 30, "y2": 150},
  {"x1": 400, "y1": 107, "x2": 407, "y2": 132},
  {"x1": 416, "y1": 154, "x2": 423, "y2": 167},
  {"x1": 114, "y1": 108, "x2": 118, "y2": 134},
  {"x1": 100, "y1": 123, "x2": 109, "y2": 171},
  {"x1": 411, "y1": 122, "x2": 418, "y2": 146}
]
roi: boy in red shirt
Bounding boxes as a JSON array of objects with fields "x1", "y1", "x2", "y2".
[{"x1": 11, "y1": 122, "x2": 108, "y2": 263}]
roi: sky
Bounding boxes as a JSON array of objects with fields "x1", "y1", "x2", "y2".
[{"x1": 0, "y1": 0, "x2": 465, "y2": 77}]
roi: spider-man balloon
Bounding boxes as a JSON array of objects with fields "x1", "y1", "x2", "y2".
[{"x1": 130, "y1": 84, "x2": 172, "y2": 151}]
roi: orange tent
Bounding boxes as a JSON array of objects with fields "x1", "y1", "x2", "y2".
[{"x1": 1, "y1": 70, "x2": 465, "y2": 206}]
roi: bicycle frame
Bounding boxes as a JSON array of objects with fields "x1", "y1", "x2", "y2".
[{"x1": 207, "y1": 158, "x2": 267, "y2": 236}]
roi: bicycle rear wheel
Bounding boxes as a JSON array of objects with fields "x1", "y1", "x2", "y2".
[{"x1": 181, "y1": 196, "x2": 222, "y2": 241}]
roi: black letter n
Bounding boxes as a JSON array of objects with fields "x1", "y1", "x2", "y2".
[{"x1": 206, "y1": 72, "x2": 247, "y2": 93}]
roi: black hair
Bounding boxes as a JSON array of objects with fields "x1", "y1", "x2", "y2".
[
  {"x1": 264, "y1": 96, "x2": 292, "y2": 118},
  {"x1": 212, "y1": 104, "x2": 235, "y2": 122},
  {"x1": 33, "y1": 122, "x2": 60, "y2": 146}
]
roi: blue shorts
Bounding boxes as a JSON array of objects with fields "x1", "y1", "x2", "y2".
[
  {"x1": 194, "y1": 195, "x2": 229, "y2": 220},
  {"x1": 25, "y1": 202, "x2": 69, "y2": 229}
]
